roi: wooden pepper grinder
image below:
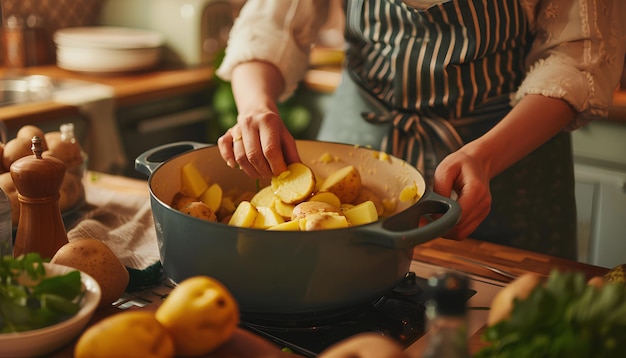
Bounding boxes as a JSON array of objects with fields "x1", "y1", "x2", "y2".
[{"x1": 11, "y1": 136, "x2": 68, "y2": 259}]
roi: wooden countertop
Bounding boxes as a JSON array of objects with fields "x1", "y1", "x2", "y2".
[
  {"x1": 46, "y1": 172, "x2": 609, "y2": 357},
  {"x1": 0, "y1": 65, "x2": 215, "y2": 129}
]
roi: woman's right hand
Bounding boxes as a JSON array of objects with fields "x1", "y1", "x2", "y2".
[
  {"x1": 216, "y1": 61, "x2": 301, "y2": 179},
  {"x1": 217, "y1": 108, "x2": 300, "y2": 179}
]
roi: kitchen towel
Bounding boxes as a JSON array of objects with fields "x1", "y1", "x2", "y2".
[{"x1": 66, "y1": 174, "x2": 159, "y2": 272}]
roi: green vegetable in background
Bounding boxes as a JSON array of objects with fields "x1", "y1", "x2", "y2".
[
  {"x1": 475, "y1": 270, "x2": 626, "y2": 358},
  {"x1": 0, "y1": 253, "x2": 83, "y2": 333}
]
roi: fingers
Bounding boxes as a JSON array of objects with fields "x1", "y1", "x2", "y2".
[
  {"x1": 218, "y1": 114, "x2": 298, "y2": 179},
  {"x1": 433, "y1": 152, "x2": 492, "y2": 240},
  {"x1": 217, "y1": 125, "x2": 241, "y2": 169}
]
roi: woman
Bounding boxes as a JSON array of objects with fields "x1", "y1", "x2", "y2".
[{"x1": 215, "y1": 0, "x2": 625, "y2": 259}]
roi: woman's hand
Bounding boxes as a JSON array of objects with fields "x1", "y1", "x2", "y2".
[
  {"x1": 217, "y1": 61, "x2": 301, "y2": 178},
  {"x1": 433, "y1": 94, "x2": 577, "y2": 239},
  {"x1": 217, "y1": 110, "x2": 300, "y2": 179},
  {"x1": 433, "y1": 148, "x2": 492, "y2": 240}
]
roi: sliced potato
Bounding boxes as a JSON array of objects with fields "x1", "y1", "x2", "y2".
[
  {"x1": 351, "y1": 186, "x2": 384, "y2": 216},
  {"x1": 250, "y1": 186, "x2": 276, "y2": 208},
  {"x1": 274, "y1": 200, "x2": 295, "y2": 219},
  {"x1": 217, "y1": 196, "x2": 236, "y2": 219},
  {"x1": 271, "y1": 162, "x2": 316, "y2": 204},
  {"x1": 301, "y1": 212, "x2": 349, "y2": 231},
  {"x1": 291, "y1": 201, "x2": 341, "y2": 221},
  {"x1": 228, "y1": 201, "x2": 258, "y2": 228},
  {"x1": 267, "y1": 220, "x2": 301, "y2": 231},
  {"x1": 319, "y1": 165, "x2": 362, "y2": 204},
  {"x1": 200, "y1": 183, "x2": 223, "y2": 212},
  {"x1": 309, "y1": 191, "x2": 342, "y2": 208},
  {"x1": 181, "y1": 162, "x2": 208, "y2": 198},
  {"x1": 253, "y1": 206, "x2": 285, "y2": 229},
  {"x1": 399, "y1": 181, "x2": 420, "y2": 202},
  {"x1": 343, "y1": 200, "x2": 378, "y2": 227}
]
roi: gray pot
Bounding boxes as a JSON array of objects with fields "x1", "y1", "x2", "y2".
[{"x1": 135, "y1": 140, "x2": 460, "y2": 316}]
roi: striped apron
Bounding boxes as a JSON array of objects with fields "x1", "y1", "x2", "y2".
[{"x1": 317, "y1": 0, "x2": 578, "y2": 259}]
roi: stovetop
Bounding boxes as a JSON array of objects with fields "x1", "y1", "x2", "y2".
[{"x1": 239, "y1": 272, "x2": 476, "y2": 357}]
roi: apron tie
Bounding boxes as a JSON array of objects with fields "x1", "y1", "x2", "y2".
[{"x1": 362, "y1": 110, "x2": 464, "y2": 184}]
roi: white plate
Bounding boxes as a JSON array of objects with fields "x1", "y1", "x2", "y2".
[
  {"x1": 0, "y1": 263, "x2": 101, "y2": 357},
  {"x1": 54, "y1": 26, "x2": 163, "y2": 49},
  {"x1": 54, "y1": 26, "x2": 163, "y2": 73}
]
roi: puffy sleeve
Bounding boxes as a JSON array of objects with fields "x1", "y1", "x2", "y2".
[
  {"x1": 215, "y1": 0, "x2": 329, "y2": 101},
  {"x1": 513, "y1": 0, "x2": 626, "y2": 130}
]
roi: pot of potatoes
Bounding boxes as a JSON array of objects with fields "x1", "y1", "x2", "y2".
[
  {"x1": 135, "y1": 140, "x2": 460, "y2": 316},
  {"x1": 0, "y1": 124, "x2": 86, "y2": 228}
]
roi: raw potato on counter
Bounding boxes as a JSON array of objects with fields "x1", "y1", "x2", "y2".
[
  {"x1": 50, "y1": 238, "x2": 130, "y2": 308},
  {"x1": 0, "y1": 124, "x2": 87, "y2": 226},
  {"x1": 75, "y1": 275, "x2": 239, "y2": 358},
  {"x1": 170, "y1": 160, "x2": 402, "y2": 231}
]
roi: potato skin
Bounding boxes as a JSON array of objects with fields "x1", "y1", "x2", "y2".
[
  {"x1": 59, "y1": 172, "x2": 85, "y2": 212},
  {"x1": 172, "y1": 192, "x2": 197, "y2": 211},
  {"x1": 0, "y1": 172, "x2": 19, "y2": 226},
  {"x1": 182, "y1": 201, "x2": 217, "y2": 222},
  {"x1": 51, "y1": 238, "x2": 130, "y2": 307},
  {"x1": 291, "y1": 201, "x2": 341, "y2": 221}
]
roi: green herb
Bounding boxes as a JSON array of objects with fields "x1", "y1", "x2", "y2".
[
  {"x1": 0, "y1": 253, "x2": 83, "y2": 333},
  {"x1": 475, "y1": 270, "x2": 626, "y2": 358}
]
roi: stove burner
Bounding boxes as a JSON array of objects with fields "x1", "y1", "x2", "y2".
[{"x1": 240, "y1": 272, "x2": 435, "y2": 357}]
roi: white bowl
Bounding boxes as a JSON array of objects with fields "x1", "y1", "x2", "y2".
[{"x1": 0, "y1": 263, "x2": 101, "y2": 357}]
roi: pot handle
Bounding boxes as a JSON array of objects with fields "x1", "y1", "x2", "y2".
[
  {"x1": 135, "y1": 141, "x2": 212, "y2": 177},
  {"x1": 353, "y1": 190, "x2": 461, "y2": 249}
]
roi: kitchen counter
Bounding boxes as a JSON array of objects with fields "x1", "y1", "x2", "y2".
[
  {"x1": 47, "y1": 172, "x2": 609, "y2": 357},
  {"x1": 0, "y1": 65, "x2": 214, "y2": 130}
]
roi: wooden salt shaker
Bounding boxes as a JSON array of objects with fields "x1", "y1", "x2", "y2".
[{"x1": 11, "y1": 136, "x2": 68, "y2": 259}]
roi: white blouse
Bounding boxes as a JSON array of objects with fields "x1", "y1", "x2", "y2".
[{"x1": 216, "y1": 0, "x2": 626, "y2": 129}]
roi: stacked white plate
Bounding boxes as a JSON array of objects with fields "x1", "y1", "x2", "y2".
[{"x1": 54, "y1": 26, "x2": 164, "y2": 73}]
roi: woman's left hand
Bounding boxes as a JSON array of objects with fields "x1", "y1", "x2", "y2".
[{"x1": 433, "y1": 149, "x2": 492, "y2": 240}]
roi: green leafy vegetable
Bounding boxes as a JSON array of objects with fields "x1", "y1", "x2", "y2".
[
  {"x1": 0, "y1": 253, "x2": 83, "y2": 333},
  {"x1": 475, "y1": 270, "x2": 626, "y2": 358}
]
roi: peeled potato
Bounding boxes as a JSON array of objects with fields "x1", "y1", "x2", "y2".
[
  {"x1": 271, "y1": 162, "x2": 316, "y2": 204},
  {"x1": 301, "y1": 212, "x2": 349, "y2": 231},
  {"x1": 352, "y1": 186, "x2": 384, "y2": 216},
  {"x1": 309, "y1": 191, "x2": 342, "y2": 208},
  {"x1": 250, "y1": 185, "x2": 276, "y2": 208},
  {"x1": 228, "y1": 201, "x2": 258, "y2": 227},
  {"x1": 51, "y1": 238, "x2": 130, "y2": 308},
  {"x1": 319, "y1": 165, "x2": 362, "y2": 203},
  {"x1": 200, "y1": 183, "x2": 223, "y2": 212},
  {"x1": 343, "y1": 200, "x2": 378, "y2": 226},
  {"x1": 253, "y1": 206, "x2": 285, "y2": 229},
  {"x1": 181, "y1": 162, "x2": 208, "y2": 198}
]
